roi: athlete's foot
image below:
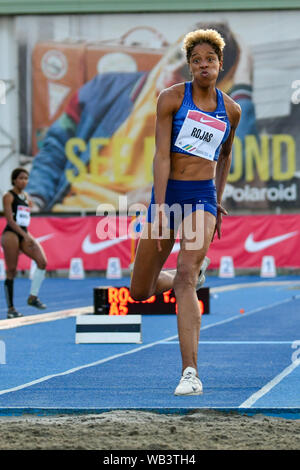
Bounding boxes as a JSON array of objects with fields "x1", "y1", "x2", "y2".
[
  {"x1": 27, "y1": 295, "x2": 47, "y2": 309},
  {"x1": 174, "y1": 367, "x2": 203, "y2": 396},
  {"x1": 196, "y1": 256, "x2": 210, "y2": 290},
  {"x1": 7, "y1": 307, "x2": 23, "y2": 319}
]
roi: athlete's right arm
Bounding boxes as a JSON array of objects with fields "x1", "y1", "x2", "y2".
[
  {"x1": 153, "y1": 88, "x2": 179, "y2": 206},
  {"x1": 152, "y1": 87, "x2": 180, "y2": 250},
  {"x1": 2, "y1": 193, "x2": 29, "y2": 239}
]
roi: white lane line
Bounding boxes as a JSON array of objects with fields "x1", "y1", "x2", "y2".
[
  {"x1": 0, "y1": 306, "x2": 93, "y2": 330},
  {"x1": 0, "y1": 290, "x2": 298, "y2": 397},
  {"x1": 0, "y1": 333, "x2": 179, "y2": 397},
  {"x1": 195, "y1": 295, "x2": 299, "y2": 333},
  {"x1": 210, "y1": 280, "x2": 300, "y2": 293},
  {"x1": 239, "y1": 359, "x2": 300, "y2": 408},
  {"x1": 161, "y1": 341, "x2": 295, "y2": 345}
]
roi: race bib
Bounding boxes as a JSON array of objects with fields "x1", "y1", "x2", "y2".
[
  {"x1": 16, "y1": 205, "x2": 31, "y2": 227},
  {"x1": 174, "y1": 110, "x2": 227, "y2": 161}
]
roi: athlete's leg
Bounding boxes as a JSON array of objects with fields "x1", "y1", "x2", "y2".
[
  {"x1": 20, "y1": 235, "x2": 47, "y2": 308},
  {"x1": 130, "y1": 222, "x2": 176, "y2": 301},
  {"x1": 1, "y1": 231, "x2": 21, "y2": 316},
  {"x1": 130, "y1": 211, "x2": 209, "y2": 301},
  {"x1": 174, "y1": 210, "x2": 216, "y2": 375}
]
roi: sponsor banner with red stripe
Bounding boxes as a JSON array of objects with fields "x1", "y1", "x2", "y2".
[{"x1": 0, "y1": 214, "x2": 299, "y2": 271}]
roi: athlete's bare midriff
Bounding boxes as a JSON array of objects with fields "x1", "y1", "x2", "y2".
[{"x1": 169, "y1": 151, "x2": 217, "y2": 180}]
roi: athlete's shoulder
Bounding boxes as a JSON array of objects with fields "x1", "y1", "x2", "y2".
[
  {"x1": 158, "y1": 82, "x2": 185, "y2": 101},
  {"x1": 3, "y1": 190, "x2": 14, "y2": 198},
  {"x1": 222, "y1": 92, "x2": 241, "y2": 127},
  {"x1": 157, "y1": 82, "x2": 185, "y2": 113},
  {"x1": 2, "y1": 191, "x2": 13, "y2": 203}
]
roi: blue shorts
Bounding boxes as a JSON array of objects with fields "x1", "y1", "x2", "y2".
[{"x1": 147, "y1": 179, "x2": 217, "y2": 231}]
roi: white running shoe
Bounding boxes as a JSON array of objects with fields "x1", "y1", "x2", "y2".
[
  {"x1": 174, "y1": 367, "x2": 203, "y2": 396},
  {"x1": 196, "y1": 256, "x2": 210, "y2": 290}
]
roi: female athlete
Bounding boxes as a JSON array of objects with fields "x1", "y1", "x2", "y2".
[
  {"x1": 130, "y1": 29, "x2": 241, "y2": 395},
  {"x1": 2, "y1": 168, "x2": 47, "y2": 318}
]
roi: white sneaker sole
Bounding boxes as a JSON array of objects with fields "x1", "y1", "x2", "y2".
[
  {"x1": 174, "y1": 381, "x2": 203, "y2": 396},
  {"x1": 174, "y1": 389, "x2": 203, "y2": 396}
]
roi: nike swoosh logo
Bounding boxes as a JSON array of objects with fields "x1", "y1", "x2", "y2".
[
  {"x1": 82, "y1": 234, "x2": 129, "y2": 254},
  {"x1": 200, "y1": 117, "x2": 214, "y2": 124},
  {"x1": 216, "y1": 114, "x2": 225, "y2": 119},
  {"x1": 36, "y1": 234, "x2": 54, "y2": 244},
  {"x1": 245, "y1": 231, "x2": 298, "y2": 253}
]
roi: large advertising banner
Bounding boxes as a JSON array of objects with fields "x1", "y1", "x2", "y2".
[
  {"x1": 15, "y1": 11, "x2": 300, "y2": 215},
  {"x1": 0, "y1": 215, "x2": 299, "y2": 271}
]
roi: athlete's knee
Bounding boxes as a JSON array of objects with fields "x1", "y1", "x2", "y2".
[
  {"x1": 173, "y1": 263, "x2": 198, "y2": 292},
  {"x1": 37, "y1": 258, "x2": 47, "y2": 270},
  {"x1": 129, "y1": 283, "x2": 152, "y2": 302},
  {"x1": 35, "y1": 251, "x2": 47, "y2": 270}
]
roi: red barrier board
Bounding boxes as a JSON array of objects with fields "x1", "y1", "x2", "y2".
[{"x1": 0, "y1": 214, "x2": 299, "y2": 270}]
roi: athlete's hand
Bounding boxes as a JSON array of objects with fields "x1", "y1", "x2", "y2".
[
  {"x1": 30, "y1": 201, "x2": 41, "y2": 213},
  {"x1": 213, "y1": 203, "x2": 228, "y2": 240},
  {"x1": 23, "y1": 233, "x2": 36, "y2": 247},
  {"x1": 152, "y1": 208, "x2": 169, "y2": 252}
]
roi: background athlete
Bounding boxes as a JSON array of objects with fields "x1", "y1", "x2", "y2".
[
  {"x1": 2, "y1": 168, "x2": 47, "y2": 318},
  {"x1": 130, "y1": 29, "x2": 241, "y2": 395}
]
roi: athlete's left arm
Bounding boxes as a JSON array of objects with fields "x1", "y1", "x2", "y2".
[
  {"x1": 214, "y1": 100, "x2": 241, "y2": 239},
  {"x1": 25, "y1": 192, "x2": 33, "y2": 209}
]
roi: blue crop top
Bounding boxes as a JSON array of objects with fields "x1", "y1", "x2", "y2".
[{"x1": 171, "y1": 82, "x2": 231, "y2": 162}]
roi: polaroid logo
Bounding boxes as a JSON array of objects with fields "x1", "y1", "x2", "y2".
[
  {"x1": 223, "y1": 184, "x2": 297, "y2": 202},
  {"x1": 0, "y1": 80, "x2": 6, "y2": 104},
  {"x1": 0, "y1": 340, "x2": 6, "y2": 364}
]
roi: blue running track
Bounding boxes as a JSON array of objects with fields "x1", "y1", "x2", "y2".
[{"x1": 0, "y1": 275, "x2": 299, "y2": 418}]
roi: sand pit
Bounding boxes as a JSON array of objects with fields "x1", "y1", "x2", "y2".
[{"x1": 0, "y1": 409, "x2": 299, "y2": 450}]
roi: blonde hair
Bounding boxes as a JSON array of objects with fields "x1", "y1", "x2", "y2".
[{"x1": 183, "y1": 29, "x2": 225, "y2": 63}]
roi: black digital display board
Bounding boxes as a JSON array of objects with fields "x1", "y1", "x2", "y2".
[{"x1": 94, "y1": 286, "x2": 210, "y2": 315}]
